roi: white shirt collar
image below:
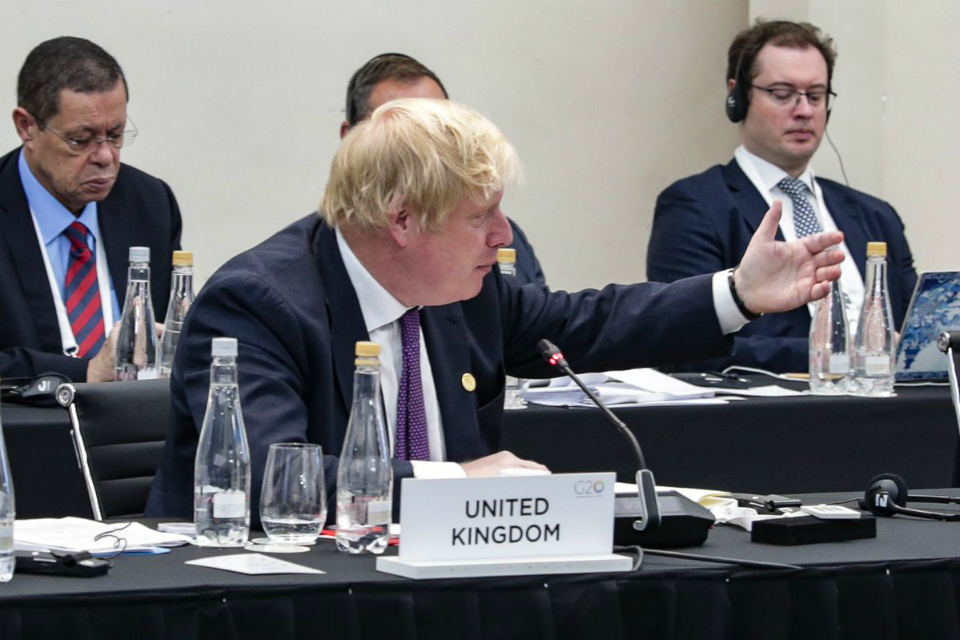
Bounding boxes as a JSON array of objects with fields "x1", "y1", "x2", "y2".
[
  {"x1": 335, "y1": 227, "x2": 411, "y2": 333},
  {"x1": 735, "y1": 145, "x2": 817, "y2": 194}
]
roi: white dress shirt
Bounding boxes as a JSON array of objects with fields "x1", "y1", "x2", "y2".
[
  {"x1": 735, "y1": 145, "x2": 865, "y2": 326},
  {"x1": 336, "y1": 229, "x2": 465, "y2": 478},
  {"x1": 18, "y1": 150, "x2": 119, "y2": 355}
]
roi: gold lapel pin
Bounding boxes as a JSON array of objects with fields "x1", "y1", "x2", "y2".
[{"x1": 461, "y1": 373, "x2": 476, "y2": 392}]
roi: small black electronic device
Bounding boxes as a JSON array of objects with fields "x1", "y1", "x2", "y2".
[
  {"x1": 859, "y1": 473, "x2": 960, "y2": 521},
  {"x1": 15, "y1": 550, "x2": 111, "y2": 577},
  {"x1": 730, "y1": 493, "x2": 803, "y2": 513},
  {"x1": 0, "y1": 372, "x2": 70, "y2": 406}
]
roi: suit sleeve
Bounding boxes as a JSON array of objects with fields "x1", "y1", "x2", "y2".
[
  {"x1": 164, "y1": 178, "x2": 183, "y2": 252},
  {"x1": 167, "y1": 272, "x2": 411, "y2": 526},
  {"x1": 0, "y1": 347, "x2": 89, "y2": 382},
  {"x1": 507, "y1": 219, "x2": 548, "y2": 289},
  {"x1": 496, "y1": 272, "x2": 733, "y2": 377},
  {"x1": 885, "y1": 203, "x2": 919, "y2": 323},
  {"x1": 646, "y1": 182, "x2": 727, "y2": 283}
]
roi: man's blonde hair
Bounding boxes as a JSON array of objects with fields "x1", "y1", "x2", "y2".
[{"x1": 321, "y1": 98, "x2": 521, "y2": 232}]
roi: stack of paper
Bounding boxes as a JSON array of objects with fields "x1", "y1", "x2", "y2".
[
  {"x1": 524, "y1": 369, "x2": 723, "y2": 408},
  {"x1": 15, "y1": 517, "x2": 192, "y2": 554}
]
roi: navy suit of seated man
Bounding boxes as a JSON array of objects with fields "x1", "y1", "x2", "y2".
[
  {"x1": 0, "y1": 37, "x2": 182, "y2": 384},
  {"x1": 646, "y1": 20, "x2": 917, "y2": 373},
  {"x1": 147, "y1": 98, "x2": 845, "y2": 525}
]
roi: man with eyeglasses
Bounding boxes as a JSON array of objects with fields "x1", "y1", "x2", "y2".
[
  {"x1": 0, "y1": 37, "x2": 182, "y2": 383},
  {"x1": 646, "y1": 20, "x2": 917, "y2": 373}
]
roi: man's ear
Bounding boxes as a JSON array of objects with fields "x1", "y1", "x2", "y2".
[
  {"x1": 386, "y1": 197, "x2": 412, "y2": 248},
  {"x1": 12, "y1": 107, "x2": 37, "y2": 145},
  {"x1": 339, "y1": 121, "x2": 351, "y2": 140}
]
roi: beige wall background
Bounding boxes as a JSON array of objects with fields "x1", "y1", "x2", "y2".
[
  {"x1": 1, "y1": 1, "x2": 955, "y2": 293},
  {"x1": 752, "y1": 0, "x2": 960, "y2": 273}
]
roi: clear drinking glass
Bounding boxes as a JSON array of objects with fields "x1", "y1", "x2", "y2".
[{"x1": 260, "y1": 443, "x2": 326, "y2": 545}]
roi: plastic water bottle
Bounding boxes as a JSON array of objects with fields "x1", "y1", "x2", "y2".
[
  {"x1": 115, "y1": 246, "x2": 159, "y2": 380},
  {"x1": 194, "y1": 338, "x2": 251, "y2": 547},
  {"x1": 808, "y1": 279, "x2": 850, "y2": 395},
  {"x1": 497, "y1": 248, "x2": 527, "y2": 409},
  {"x1": 336, "y1": 341, "x2": 393, "y2": 554},
  {"x1": 157, "y1": 251, "x2": 195, "y2": 377},
  {"x1": 0, "y1": 395, "x2": 15, "y2": 582},
  {"x1": 851, "y1": 242, "x2": 896, "y2": 397}
]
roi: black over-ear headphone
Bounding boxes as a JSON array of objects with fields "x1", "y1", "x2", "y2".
[
  {"x1": 725, "y1": 47, "x2": 834, "y2": 125},
  {"x1": 860, "y1": 473, "x2": 960, "y2": 521},
  {"x1": 725, "y1": 51, "x2": 749, "y2": 123}
]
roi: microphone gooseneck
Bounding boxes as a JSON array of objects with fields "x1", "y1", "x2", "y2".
[
  {"x1": 536, "y1": 338, "x2": 660, "y2": 531},
  {"x1": 536, "y1": 339, "x2": 647, "y2": 469}
]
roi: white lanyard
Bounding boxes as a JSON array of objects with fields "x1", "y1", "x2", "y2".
[{"x1": 28, "y1": 210, "x2": 116, "y2": 356}]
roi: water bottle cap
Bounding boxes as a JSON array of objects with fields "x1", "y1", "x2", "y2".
[
  {"x1": 211, "y1": 337, "x2": 238, "y2": 357},
  {"x1": 355, "y1": 341, "x2": 381, "y2": 357},
  {"x1": 497, "y1": 248, "x2": 516, "y2": 264},
  {"x1": 172, "y1": 250, "x2": 193, "y2": 266},
  {"x1": 866, "y1": 242, "x2": 887, "y2": 257},
  {"x1": 129, "y1": 246, "x2": 150, "y2": 262}
]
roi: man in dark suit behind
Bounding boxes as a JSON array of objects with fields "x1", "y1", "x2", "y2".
[
  {"x1": 0, "y1": 37, "x2": 182, "y2": 383},
  {"x1": 646, "y1": 20, "x2": 917, "y2": 373},
  {"x1": 340, "y1": 53, "x2": 548, "y2": 288},
  {"x1": 147, "y1": 98, "x2": 845, "y2": 523}
]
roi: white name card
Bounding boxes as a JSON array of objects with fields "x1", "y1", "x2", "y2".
[{"x1": 397, "y1": 472, "x2": 617, "y2": 563}]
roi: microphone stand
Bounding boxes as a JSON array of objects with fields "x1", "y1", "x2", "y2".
[{"x1": 537, "y1": 339, "x2": 661, "y2": 532}]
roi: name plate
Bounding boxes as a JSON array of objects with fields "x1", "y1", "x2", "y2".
[{"x1": 398, "y1": 472, "x2": 617, "y2": 563}]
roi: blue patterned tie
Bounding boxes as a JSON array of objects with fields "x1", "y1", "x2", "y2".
[
  {"x1": 395, "y1": 309, "x2": 430, "y2": 461},
  {"x1": 778, "y1": 177, "x2": 823, "y2": 238}
]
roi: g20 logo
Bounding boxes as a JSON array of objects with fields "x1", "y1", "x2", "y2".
[{"x1": 574, "y1": 480, "x2": 606, "y2": 496}]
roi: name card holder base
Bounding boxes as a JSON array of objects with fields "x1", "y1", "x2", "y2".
[{"x1": 376, "y1": 552, "x2": 632, "y2": 580}]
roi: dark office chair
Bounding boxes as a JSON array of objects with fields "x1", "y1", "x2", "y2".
[{"x1": 56, "y1": 378, "x2": 171, "y2": 521}]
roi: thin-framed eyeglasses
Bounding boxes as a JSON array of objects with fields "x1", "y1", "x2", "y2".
[
  {"x1": 751, "y1": 85, "x2": 836, "y2": 110},
  {"x1": 92, "y1": 522, "x2": 131, "y2": 559},
  {"x1": 43, "y1": 116, "x2": 138, "y2": 155}
]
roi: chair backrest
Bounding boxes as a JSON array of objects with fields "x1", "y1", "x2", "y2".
[{"x1": 57, "y1": 378, "x2": 171, "y2": 521}]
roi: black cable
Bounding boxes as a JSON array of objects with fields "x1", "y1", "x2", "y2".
[
  {"x1": 827, "y1": 497, "x2": 862, "y2": 506},
  {"x1": 825, "y1": 126, "x2": 850, "y2": 188},
  {"x1": 626, "y1": 547, "x2": 802, "y2": 570}
]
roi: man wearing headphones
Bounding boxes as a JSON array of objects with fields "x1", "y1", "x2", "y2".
[
  {"x1": 341, "y1": 53, "x2": 547, "y2": 288},
  {"x1": 646, "y1": 20, "x2": 917, "y2": 373}
]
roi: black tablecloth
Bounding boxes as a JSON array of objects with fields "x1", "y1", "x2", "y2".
[
  {"x1": 4, "y1": 494, "x2": 960, "y2": 639},
  {"x1": 1, "y1": 380, "x2": 957, "y2": 519},
  {"x1": 503, "y1": 381, "x2": 959, "y2": 495}
]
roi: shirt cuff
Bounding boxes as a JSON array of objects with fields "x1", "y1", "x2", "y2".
[
  {"x1": 713, "y1": 269, "x2": 750, "y2": 334},
  {"x1": 411, "y1": 460, "x2": 468, "y2": 479}
]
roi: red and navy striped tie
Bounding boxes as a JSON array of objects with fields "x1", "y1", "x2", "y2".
[{"x1": 64, "y1": 221, "x2": 106, "y2": 357}]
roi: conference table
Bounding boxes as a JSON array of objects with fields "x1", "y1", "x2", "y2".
[
  {"x1": 3, "y1": 495, "x2": 960, "y2": 639},
  {"x1": 2, "y1": 378, "x2": 957, "y2": 519}
]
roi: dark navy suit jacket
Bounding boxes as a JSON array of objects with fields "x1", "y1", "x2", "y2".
[
  {"x1": 146, "y1": 215, "x2": 731, "y2": 524},
  {"x1": 646, "y1": 159, "x2": 918, "y2": 373},
  {"x1": 0, "y1": 148, "x2": 182, "y2": 381}
]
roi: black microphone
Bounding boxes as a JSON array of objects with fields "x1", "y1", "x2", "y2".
[{"x1": 537, "y1": 339, "x2": 661, "y2": 532}]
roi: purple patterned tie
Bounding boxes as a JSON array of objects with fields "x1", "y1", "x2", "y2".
[{"x1": 396, "y1": 309, "x2": 430, "y2": 460}]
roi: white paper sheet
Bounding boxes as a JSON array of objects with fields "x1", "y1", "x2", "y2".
[
  {"x1": 14, "y1": 517, "x2": 192, "y2": 554},
  {"x1": 186, "y1": 553, "x2": 325, "y2": 575}
]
